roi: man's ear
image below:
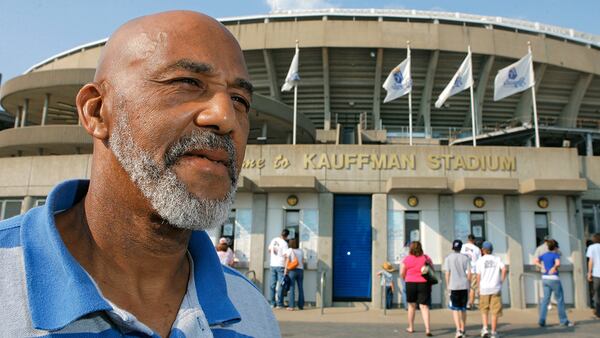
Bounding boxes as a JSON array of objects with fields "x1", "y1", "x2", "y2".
[{"x1": 76, "y1": 83, "x2": 109, "y2": 140}]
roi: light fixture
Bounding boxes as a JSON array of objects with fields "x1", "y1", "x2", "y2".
[
  {"x1": 287, "y1": 195, "x2": 299, "y2": 207},
  {"x1": 537, "y1": 197, "x2": 549, "y2": 209},
  {"x1": 473, "y1": 197, "x2": 486, "y2": 208},
  {"x1": 407, "y1": 195, "x2": 419, "y2": 207}
]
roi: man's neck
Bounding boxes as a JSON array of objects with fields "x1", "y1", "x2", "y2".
[{"x1": 55, "y1": 176, "x2": 191, "y2": 336}]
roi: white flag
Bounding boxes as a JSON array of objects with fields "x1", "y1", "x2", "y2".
[
  {"x1": 281, "y1": 47, "x2": 300, "y2": 92},
  {"x1": 494, "y1": 53, "x2": 534, "y2": 101},
  {"x1": 383, "y1": 57, "x2": 412, "y2": 103},
  {"x1": 435, "y1": 52, "x2": 473, "y2": 108}
]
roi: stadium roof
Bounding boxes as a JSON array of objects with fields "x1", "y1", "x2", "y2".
[{"x1": 24, "y1": 8, "x2": 600, "y2": 75}]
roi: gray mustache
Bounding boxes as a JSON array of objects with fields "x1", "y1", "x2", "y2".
[{"x1": 164, "y1": 129, "x2": 237, "y2": 181}]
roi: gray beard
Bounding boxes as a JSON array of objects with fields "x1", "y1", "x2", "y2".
[{"x1": 108, "y1": 111, "x2": 238, "y2": 231}]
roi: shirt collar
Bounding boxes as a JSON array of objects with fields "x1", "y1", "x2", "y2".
[{"x1": 22, "y1": 179, "x2": 240, "y2": 331}]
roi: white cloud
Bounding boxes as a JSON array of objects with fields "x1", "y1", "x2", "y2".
[{"x1": 266, "y1": 0, "x2": 336, "y2": 12}]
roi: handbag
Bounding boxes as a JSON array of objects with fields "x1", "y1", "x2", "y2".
[
  {"x1": 421, "y1": 258, "x2": 439, "y2": 285},
  {"x1": 286, "y1": 250, "x2": 299, "y2": 270}
]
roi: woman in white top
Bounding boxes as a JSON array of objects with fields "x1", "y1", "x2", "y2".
[{"x1": 284, "y1": 238, "x2": 305, "y2": 310}]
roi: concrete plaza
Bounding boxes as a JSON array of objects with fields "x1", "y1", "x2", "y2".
[{"x1": 276, "y1": 306, "x2": 600, "y2": 337}]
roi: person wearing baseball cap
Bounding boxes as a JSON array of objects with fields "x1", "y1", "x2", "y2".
[
  {"x1": 476, "y1": 242, "x2": 506, "y2": 338},
  {"x1": 443, "y1": 240, "x2": 471, "y2": 338}
]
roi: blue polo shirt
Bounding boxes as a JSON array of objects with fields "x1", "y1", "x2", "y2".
[{"x1": 0, "y1": 180, "x2": 280, "y2": 337}]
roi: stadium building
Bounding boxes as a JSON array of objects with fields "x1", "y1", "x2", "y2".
[{"x1": 1, "y1": 8, "x2": 600, "y2": 310}]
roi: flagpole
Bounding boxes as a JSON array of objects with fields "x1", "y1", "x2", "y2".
[
  {"x1": 407, "y1": 41, "x2": 413, "y2": 146},
  {"x1": 468, "y1": 46, "x2": 477, "y2": 147},
  {"x1": 293, "y1": 40, "x2": 299, "y2": 145},
  {"x1": 528, "y1": 41, "x2": 540, "y2": 148}
]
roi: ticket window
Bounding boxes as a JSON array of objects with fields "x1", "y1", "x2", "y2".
[
  {"x1": 405, "y1": 211, "x2": 420, "y2": 243},
  {"x1": 285, "y1": 210, "x2": 300, "y2": 242},
  {"x1": 470, "y1": 212, "x2": 486, "y2": 242},
  {"x1": 535, "y1": 212, "x2": 549, "y2": 247},
  {"x1": 0, "y1": 199, "x2": 22, "y2": 221},
  {"x1": 220, "y1": 209, "x2": 236, "y2": 248}
]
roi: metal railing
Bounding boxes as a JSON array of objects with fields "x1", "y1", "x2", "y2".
[{"x1": 519, "y1": 272, "x2": 542, "y2": 309}]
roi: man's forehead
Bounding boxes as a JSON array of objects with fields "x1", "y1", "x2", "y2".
[{"x1": 98, "y1": 11, "x2": 248, "y2": 81}]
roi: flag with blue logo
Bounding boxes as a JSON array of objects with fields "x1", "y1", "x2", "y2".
[
  {"x1": 493, "y1": 53, "x2": 534, "y2": 101},
  {"x1": 281, "y1": 46, "x2": 300, "y2": 92},
  {"x1": 383, "y1": 57, "x2": 412, "y2": 103},
  {"x1": 435, "y1": 52, "x2": 473, "y2": 108}
]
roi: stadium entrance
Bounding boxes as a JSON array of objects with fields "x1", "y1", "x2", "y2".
[{"x1": 333, "y1": 195, "x2": 372, "y2": 301}]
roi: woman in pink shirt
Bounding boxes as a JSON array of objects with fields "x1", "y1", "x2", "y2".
[{"x1": 400, "y1": 241, "x2": 433, "y2": 336}]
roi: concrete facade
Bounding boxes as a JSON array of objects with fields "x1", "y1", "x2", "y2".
[{"x1": 0, "y1": 144, "x2": 596, "y2": 309}]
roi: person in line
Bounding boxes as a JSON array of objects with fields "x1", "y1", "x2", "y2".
[
  {"x1": 268, "y1": 229, "x2": 289, "y2": 308},
  {"x1": 0, "y1": 11, "x2": 279, "y2": 337},
  {"x1": 444, "y1": 240, "x2": 472, "y2": 338},
  {"x1": 587, "y1": 233, "x2": 600, "y2": 318},
  {"x1": 377, "y1": 261, "x2": 396, "y2": 309},
  {"x1": 534, "y1": 236, "x2": 562, "y2": 262},
  {"x1": 461, "y1": 234, "x2": 481, "y2": 310},
  {"x1": 536, "y1": 239, "x2": 575, "y2": 327},
  {"x1": 476, "y1": 241, "x2": 506, "y2": 338},
  {"x1": 216, "y1": 237, "x2": 235, "y2": 267},
  {"x1": 401, "y1": 241, "x2": 433, "y2": 336},
  {"x1": 284, "y1": 238, "x2": 305, "y2": 311}
]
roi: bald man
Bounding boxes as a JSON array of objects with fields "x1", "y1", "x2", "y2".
[{"x1": 0, "y1": 11, "x2": 279, "y2": 337}]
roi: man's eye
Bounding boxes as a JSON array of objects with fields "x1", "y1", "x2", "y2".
[
  {"x1": 171, "y1": 78, "x2": 201, "y2": 87},
  {"x1": 232, "y1": 95, "x2": 250, "y2": 113}
]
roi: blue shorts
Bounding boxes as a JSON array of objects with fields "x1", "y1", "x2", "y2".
[{"x1": 449, "y1": 289, "x2": 468, "y2": 311}]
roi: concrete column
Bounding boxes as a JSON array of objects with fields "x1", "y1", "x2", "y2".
[
  {"x1": 41, "y1": 93, "x2": 50, "y2": 126},
  {"x1": 438, "y1": 195, "x2": 454, "y2": 308},
  {"x1": 20, "y1": 98, "x2": 29, "y2": 127},
  {"x1": 567, "y1": 196, "x2": 588, "y2": 309},
  {"x1": 20, "y1": 196, "x2": 35, "y2": 214},
  {"x1": 514, "y1": 64, "x2": 547, "y2": 124},
  {"x1": 371, "y1": 48, "x2": 383, "y2": 130},
  {"x1": 418, "y1": 50, "x2": 439, "y2": 138},
  {"x1": 322, "y1": 47, "x2": 331, "y2": 130},
  {"x1": 261, "y1": 122, "x2": 268, "y2": 140},
  {"x1": 262, "y1": 50, "x2": 281, "y2": 101},
  {"x1": 14, "y1": 106, "x2": 21, "y2": 128},
  {"x1": 504, "y1": 195, "x2": 524, "y2": 309},
  {"x1": 316, "y1": 193, "x2": 333, "y2": 307},
  {"x1": 249, "y1": 193, "x2": 268, "y2": 291},
  {"x1": 558, "y1": 73, "x2": 593, "y2": 128},
  {"x1": 468, "y1": 55, "x2": 495, "y2": 133},
  {"x1": 371, "y1": 193, "x2": 387, "y2": 309}
]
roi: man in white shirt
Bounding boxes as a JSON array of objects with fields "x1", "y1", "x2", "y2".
[
  {"x1": 476, "y1": 241, "x2": 506, "y2": 338},
  {"x1": 461, "y1": 234, "x2": 481, "y2": 310},
  {"x1": 587, "y1": 233, "x2": 600, "y2": 318},
  {"x1": 268, "y1": 229, "x2": 289, "y2": 308}
]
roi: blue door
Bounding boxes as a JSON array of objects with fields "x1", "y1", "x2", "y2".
[{"x1": 333, "y1": 195, "x2": 372, "y2": 301}]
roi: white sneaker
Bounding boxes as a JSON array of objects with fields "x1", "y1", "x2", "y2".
[
  {"x1": 480, "y1": 327, "x2": 489, "y2": 338},
  {"x1": 455, "y1": 330, "x2": 463, "y2": 338},
  {"x1": 490, "y1": 332, "x2": 500, "y2": 338}
]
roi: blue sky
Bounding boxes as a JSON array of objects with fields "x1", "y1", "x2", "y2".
[{"x1": 0, "y1": 0, "x2": 599, "y2": 81}]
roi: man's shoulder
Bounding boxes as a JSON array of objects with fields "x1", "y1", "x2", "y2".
[
  {"x1": 588, "y1": 243, "x2": 600, "y2": 253},
  {"x1": 222, "y1": 266, "x2": 280, "y2": 337}
]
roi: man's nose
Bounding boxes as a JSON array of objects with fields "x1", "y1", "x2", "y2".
[{"x1": 193, "y1": 93, "x2": 236, "y2": 134}]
